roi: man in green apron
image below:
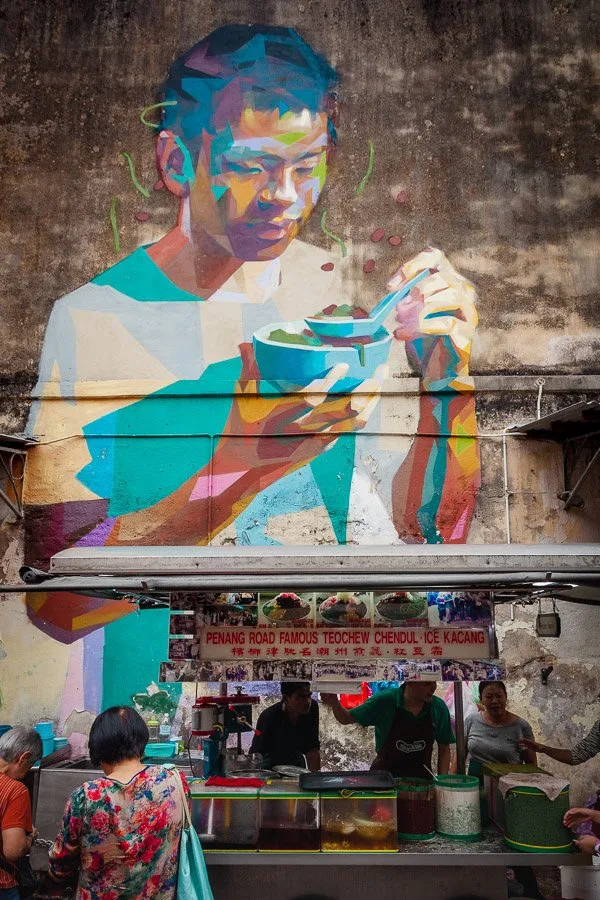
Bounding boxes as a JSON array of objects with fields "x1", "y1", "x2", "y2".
[{"x1": 321, "y1": 681, "x2": 454, "y2": 777}]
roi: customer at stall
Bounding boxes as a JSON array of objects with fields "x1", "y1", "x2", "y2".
[
  {"x1": 564, "y1": 803, "x2": 600, "y2": 855},
  {"x1": 0, "y1": 727, "x2": 42, "y2": 900},
  {"x1": 321, "y1": 680, "x2": 454, "y2": 777},
  {"x1": 453, "y1": 682, "x2": 542, "y2": 900},
  {"x1": 456, "y1": 681, "x2": 537, "y2": 776},
  {"x1": 250, "y1": 682, "x2": 320, "y2": 771},
  {"x1": 520, "y1": 717, "x2": 600, "y2": 766},
  {"x1": 41, "y1": 706, "x2": 190, "y2": 899}
]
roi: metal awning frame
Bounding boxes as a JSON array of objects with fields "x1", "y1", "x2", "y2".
[
  {"x1": 559, "y1": 431, "x2": 600, "y2": 510},
  {"x1": 3, "y1": 544, "x2": 600, "y2": 607}
]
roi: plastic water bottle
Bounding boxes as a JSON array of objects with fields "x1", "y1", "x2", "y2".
[{"x1": 159, "y1": 714, "x2": 171, "y2": 742}]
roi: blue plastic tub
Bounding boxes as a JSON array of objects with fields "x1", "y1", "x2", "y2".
[
  {"x1": 41, "y1": 737, "x2": 55, "y2": 758},
  {"x1": 35, "y1": 721, "x2": 54, "y2": 740},
  {"x1": 53, "y1": 737, "x2": 69, "y2": 751},
  {"x1": 144, "y1": 742, "x2": 176, "y2": 759},
  {"x1": 0, "y1": 726, "x2": 12, "y2": 738}
]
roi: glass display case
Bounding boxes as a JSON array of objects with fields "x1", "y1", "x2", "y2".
[
  {"x1": 190, "y1": 782, "x2": 260, "y2": 851},
  {"x1": 259, "y1": 782, "x2": 320, "y2": 851},
  {"x1": 320, "y1": 790, "x2": 398, "y2": 852}
]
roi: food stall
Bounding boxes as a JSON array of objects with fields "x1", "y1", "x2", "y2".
[{"x1": 10, "y1": 544, "x2": 600, "y2": 900}]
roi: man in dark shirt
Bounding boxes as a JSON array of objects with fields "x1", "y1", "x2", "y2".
[{"x1": 250, "y1": 682, "x2": 321, "y2": 771}]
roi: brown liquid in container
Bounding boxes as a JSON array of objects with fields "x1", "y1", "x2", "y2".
[
  {"x1": 396, "y1": 778, "x2": 436, "y2": 840},
  {"x1": 259, "y1": 825, "x2": 320, "y2": 851}
]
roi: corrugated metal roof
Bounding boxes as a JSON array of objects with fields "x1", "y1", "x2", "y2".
[
  {"x1": 508, "y1": 400, "x2": 600, "y2": 438},
  {"x1": 0, "y1": 433, "x2": 37, "y2": 450}
]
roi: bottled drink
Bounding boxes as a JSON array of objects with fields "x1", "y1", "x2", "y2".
[
  {"x1": 147, "y1": 718, "x2": 160, "y2": 742},
  {"x1": 159, "y1": 714, "x2": 171, "y2": 742}
]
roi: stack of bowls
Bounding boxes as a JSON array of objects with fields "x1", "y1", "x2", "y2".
[{"x1": 34, "y1": 721, "x2": 55, "y2": 758}]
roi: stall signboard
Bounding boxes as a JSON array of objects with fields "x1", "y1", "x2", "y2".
[
  {"x1": 162, "y1": 589, "x2": 497, "y2": 683},
  {"x1": 197, "y1": 624, "x2": 490, "y2": 660}
]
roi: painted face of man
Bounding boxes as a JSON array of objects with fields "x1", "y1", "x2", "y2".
[{"x1": 190, "y1": 106, "x2": 329, "y2": 261}]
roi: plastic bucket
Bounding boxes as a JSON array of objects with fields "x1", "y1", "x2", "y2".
[
  {"x1": 144, "y1": 742, "x2": 176, "y2": 758},
  {"x1": 53, "y1": 738, "x2": 69, "y2": 751},
  {"x1": 395, "y1": 778, "x2": 436, "y2": 840},
  {"x1": 503, "y1": 784, "x2": 572, "y2": 853},
  {"x1": 560, "y1": 864, "x2": 600, "y2": 899},
  {"x1": 34, "y1": 721, "x2": 54, "y2": 740},
  {"x1": 435, "y1": 775, "x2": 482, "y2": 841},
  {"x1": 41, "y1": 737, "x2": 55, "y2": 758}
]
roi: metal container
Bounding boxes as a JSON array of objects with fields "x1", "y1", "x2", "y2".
[
  {"x1": 561, "y1": 863, "x2": 600, "y2": 899},
  {"x1": 190, "y1": 782, "x2": 260, "y2": 851},
  {"x1": 191, "y1": 699, "x2": 219, "y2": 735},
  {"x1": 259, "y1": 782, "x2": 319, "y2": 852},
  {"x1": 320, "y1": 791, "x2": 398, "y2": 852}
]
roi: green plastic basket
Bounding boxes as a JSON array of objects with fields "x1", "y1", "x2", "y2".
[{"x1": 503, "y1": 785, "x2": 573, "y2": 854}]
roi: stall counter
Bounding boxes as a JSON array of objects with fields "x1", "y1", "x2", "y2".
[{"x1": 203, "y1": 830, "x2": 588, "y2": 900}]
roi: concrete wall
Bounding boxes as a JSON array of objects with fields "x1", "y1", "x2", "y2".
[{"x1": 0, "y1": 0, "x2": 599, "y2": 800}]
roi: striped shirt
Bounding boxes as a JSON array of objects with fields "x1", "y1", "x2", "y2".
[
  {"x1": 0, "y1": 772, "x2": 33, "y2": 889},
  {"x1": 572, "y1": 719, "x2": 600, "y2": 765}
]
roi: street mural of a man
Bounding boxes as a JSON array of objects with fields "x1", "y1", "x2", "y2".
[{"x1": 24, "y1": 25, "x2": 480, "y2": 705}]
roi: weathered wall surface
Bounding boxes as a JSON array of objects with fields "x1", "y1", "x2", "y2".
[{"x1": 0, "y1": 0, "x2": 599, "y2": 798}]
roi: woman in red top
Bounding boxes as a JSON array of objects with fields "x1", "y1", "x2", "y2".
[{"x1": 0, "y1": 727, "x2": 42, "y2": 900}]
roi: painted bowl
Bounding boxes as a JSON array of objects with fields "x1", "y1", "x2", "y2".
[
  {"x1": 304, "y1": 315, "x2": 380, "y2": 339},
  {"x1": 253, "y1": 321, "x2": 392, "y2": 392}
]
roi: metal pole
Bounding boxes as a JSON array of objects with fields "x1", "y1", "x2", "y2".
[{"x1": 453, "y1": 682, "x2": 466, "y2": 775}]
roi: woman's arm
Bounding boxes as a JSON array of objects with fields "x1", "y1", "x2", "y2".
[
  {"x1": 564, "y1": 807, "x2": 600, "y2": 828},
  {"x1": 519, "y1": 739, "x2": 573, "y2": 765},
  {"x1": 48, "y1": 793, "x2": 83, "y2": 882}
]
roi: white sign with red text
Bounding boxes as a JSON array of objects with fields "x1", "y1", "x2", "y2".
[{"x1": 198, "y1": 626, "x2": 490, "y2": 661}]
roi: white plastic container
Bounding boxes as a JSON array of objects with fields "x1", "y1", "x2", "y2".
[
  {"x1": 435, "y1": 775, "x2": 481, "y2": 841},
  {"x1": 560, "y1": 863, "x2": 600, "y2": 900}
]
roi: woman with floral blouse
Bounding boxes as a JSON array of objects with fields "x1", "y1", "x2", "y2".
[{"x1": 43, "y1": 706, "x2": 189, "y2": 899}]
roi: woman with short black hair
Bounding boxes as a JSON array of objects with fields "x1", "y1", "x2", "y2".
[
  {"x1": 43, "y1": 706, "x2": 189, "y2": 899},
  {"x1": 88, "y1": 705, "x2": 149, "y2": 767}
]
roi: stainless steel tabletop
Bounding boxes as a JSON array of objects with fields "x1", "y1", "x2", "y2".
[{"x1": 204, "y1": 828, "x2": 590, "y2": 867}]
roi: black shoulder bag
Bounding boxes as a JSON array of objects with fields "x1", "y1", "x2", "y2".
[{"x1": 0, "y1": 854, "x2": 39, "y2": 897}]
